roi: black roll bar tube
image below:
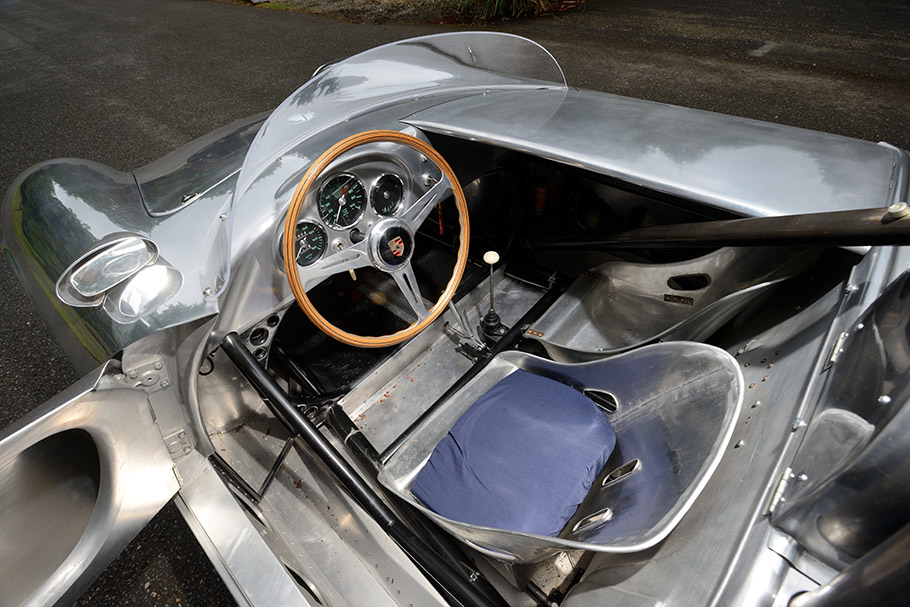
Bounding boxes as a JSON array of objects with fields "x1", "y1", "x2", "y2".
[{"x1": 221, "y1": 332, "x2": 508, "y2": 607}]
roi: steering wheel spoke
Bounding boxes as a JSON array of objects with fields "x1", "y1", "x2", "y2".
[
  {"x1": 302, "y1": 242, "x2": 370, "y2": 290},
  {"x1": 391, "y1": 264, "x2": 429, "y2": 321},
  {"x1": 402, "y1": 175, "x2": 453, "y2": 229}
]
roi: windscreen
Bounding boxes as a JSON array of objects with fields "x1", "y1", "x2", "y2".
[
  {"x1": 220, "y1": 32, "x2": 566, "y2": 297},
  {"x1": 235, "y1": 32, "x2": 565, "y2": 200}
]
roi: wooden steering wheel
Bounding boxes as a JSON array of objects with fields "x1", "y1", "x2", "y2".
[{"x1": 282, "y1": 130, "x2": 470, "y2": 348}]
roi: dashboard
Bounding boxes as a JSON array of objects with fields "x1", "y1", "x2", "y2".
[{"x1": 281, "y1": 141, "x2": 443, "y2": 284}]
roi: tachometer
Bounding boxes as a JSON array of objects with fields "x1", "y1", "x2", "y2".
[
  {"x1": 318, "y1": 174, "x2": 366, "y2": 229},
  {"x1": 371, "y1": 174, "x2": 404, "y2": 216},
  {"x1": 293, "y1": 221, "x2": 327, "y2": 267}
]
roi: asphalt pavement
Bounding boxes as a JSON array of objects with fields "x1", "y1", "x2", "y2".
[{"x1": 0, "y1": 0, "x2": 907, "y2": 605}]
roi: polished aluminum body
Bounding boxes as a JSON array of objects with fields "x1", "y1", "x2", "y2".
[
  {"x1": 529, "y1": 247, "x2": 816, "y2": 361},
  {"x1": 1, "y1": 30, "x2": 909, "y2": 607},
  {"x1": 406, "y1": 88, "x2": 908, "y2": 218}
]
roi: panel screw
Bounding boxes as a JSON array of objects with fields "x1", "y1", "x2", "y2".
[
  {"x1": 888, "y1": 202, "x2": 909, "y2": 219},
  {"x1": 878, "y1": 395, "x2": 892, "y2": 405},
  {"x1": 160, "y1": 379, "x2": 170, "y2": 388},
  {"x1": 219, "y1": 213, "x2": 227, "y2": 221},
  {"x1": 791, "y1": 418, "x2": 806, "y2": 432},
  {"x1": 128, "y1": 370, "x2": 139, "y2": 379},
  {"x1": 203, "y1": 287, "x2": 213, "y2": 296},
  {"x1": 154, "y1": 361, "x2": 163, "y2": 370},
  {"x1": 845, "y1": 283, "x2": 857, "y2": 294},
  {"x1": 856, "y1": 323, "x2": 864, "y2": 331},
  {"x1": 183, "y1": 446, "x2": 192, "y2": 454},
  {"x1": 178, "y1": 431, "x2": 186, "y2": 439}
]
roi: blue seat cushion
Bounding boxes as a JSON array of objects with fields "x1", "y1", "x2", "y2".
[{"x1": 411, "y1": 369, "x2": 616, "y2": 537}]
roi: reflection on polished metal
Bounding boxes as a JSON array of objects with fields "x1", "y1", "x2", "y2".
[
  {"x1": 530, "y1": 247, "x2": 813, "y2": 361},
  {"x1": 773, "y1": 271, "x2": 910, "y2": 569},
  {"x1": 406, "y1": 88, "x2": 906, "y2": 220},
  {"x1": 236, "y1": 31, "x2": 566, "y2": 199},
  {"x1": 0, "y1": 366, "x2": 179, "y2": 607},
  {"x1": 788, "y1": 522, "x2": 910, "y2": 607},
  {"x1": 2, "y1": 157, "x2": 230, "y2": 373},
  {"x1": 380, "y1": 344, "x2": 744, "y2": 563}
]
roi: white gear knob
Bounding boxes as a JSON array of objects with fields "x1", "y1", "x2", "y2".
[{"x1": 483, "y1": 251, "x2": 499, "y2": 265}]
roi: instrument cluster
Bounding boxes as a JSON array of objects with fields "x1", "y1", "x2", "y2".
[{"x1": 290, "y1": 170, "x2": 408, "y2": 268}]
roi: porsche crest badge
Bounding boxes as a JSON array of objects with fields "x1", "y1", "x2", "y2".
[{"x1": 388, "y1": 236, "x2": 405, "y2": 257}]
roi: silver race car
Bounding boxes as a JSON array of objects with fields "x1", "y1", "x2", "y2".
[{"x1": 2, "y1": 32, "x2": 908, "y2": 607}]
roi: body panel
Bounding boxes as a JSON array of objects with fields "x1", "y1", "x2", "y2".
[
  {"x1": 0, "y1": 365, "x2": 179, "y2": 606},
  {"x1": 405, "y1": 88, "x2": 908, "y2": 219}
]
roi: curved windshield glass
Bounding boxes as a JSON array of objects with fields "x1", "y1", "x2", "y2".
[
  {"x1": 234, "y1": 32, "x2": 565, "y2": 203},
  {"x1": 221, "y1": 32, "x2": 566, "y2": 297}
]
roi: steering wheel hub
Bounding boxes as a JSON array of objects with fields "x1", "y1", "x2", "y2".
[{"x1": 369, "y1": 219, "x2": 415, "y2": 271}]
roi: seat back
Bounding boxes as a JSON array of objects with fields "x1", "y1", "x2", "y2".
[
  {"x1": 379, "y1": 343, "x2": 744, "y2": 563},
  {"x1": 528, "y1": 247, "x2": 816, "y2": 362}
]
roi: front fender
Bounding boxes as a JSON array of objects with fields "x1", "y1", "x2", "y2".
[{"x1": 2, "y1": 157, "x2": 225, "y2": 373}]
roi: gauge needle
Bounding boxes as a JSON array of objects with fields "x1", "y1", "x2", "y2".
[
  {"x1": 336, "y1": 183, "x2": 353, "y2": 223},
  {"x1": 335, "y1": 198, "x2": 345, "y2": 224},
  {"x1": 296, "y1": 239, "x2": 309, "y2": 260}
]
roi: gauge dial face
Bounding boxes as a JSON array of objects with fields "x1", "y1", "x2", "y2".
[
  {"x1": 372, "y1": 174, "x2": 405, "y2": 217},
  {"x1": 318, "y1": 174, "x2": 366, "y2": 229},
  {"x1": 293, "y1": 221, "x2": 327, "y2": 267}
]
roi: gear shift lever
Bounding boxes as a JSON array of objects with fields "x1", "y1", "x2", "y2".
[{"x1": 480, "y1": 251, "x2": 506, "y2": 343}]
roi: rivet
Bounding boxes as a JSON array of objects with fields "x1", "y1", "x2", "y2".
[
  {"x1": 856, "y1": 323, "x2": 864, "y2": 331},
  {"x1": 798, "y1": 474, "x2": 808, "y2": 482},
  {"x1": 734, "y1": 440, "x2": 745, "y2": 448},
  {"x1": 183, "y1": 446, "x2": 192, "y2": 454},
  {"x1": 178, "y1": 431, "x2": 186, "y2": 439},
  {"x1": 160, "y1": 379, "x2": 170, "y2": 388},
  {"x1": 219, "y1": 213, "x2": 228, "y2": 221},
  {"x1": 752, "y1": 400, "x2": 762, "y2": 408},
  {"x1": 203, "y1": 287, "x2": 213, "y2": 297},
  {"x1": 128, "y1": 370, "x2": 139, "y2": 379},
  {"x1": 878, "y1": 395, "x2": 892, "y2": 405},
  {"x1": 154, "y1": 361, "x2": 163, "y2": 370},
  {"x1": 791, "y1": 418, "x2": 806, "y2": 432},
  {"x1": 845, "y1": 284, "x2": 857, "y2": 294}
]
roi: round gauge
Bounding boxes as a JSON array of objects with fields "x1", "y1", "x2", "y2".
[
  {"x1": 293, "y1": 221, "x2": 327, "y2": 267},
  {"x1": 318, "y1": 174, "x2": 366, "y2": 229},
  {"x1": 371, "y1": 174, "x2": 405, "y2": 216}
]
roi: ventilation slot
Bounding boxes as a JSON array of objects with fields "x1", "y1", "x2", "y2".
[
  {"x1": 667, "y1": 274, "x2": 710, "y2": 291},
  {"x1": 602, "y1": 459, "x2": 642, "y2": 488},
  {"x1": 584, "y1": 389, "x2": 618, "y2": 413}
]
